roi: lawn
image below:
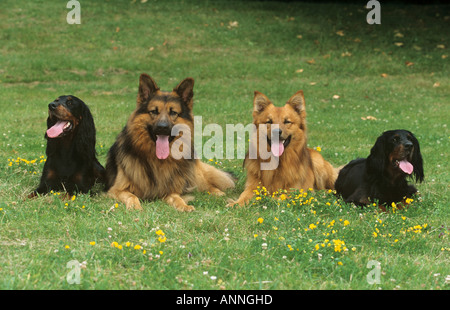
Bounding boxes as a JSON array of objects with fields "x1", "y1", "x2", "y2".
[{"x1": 0, "y1": 0, "x2": 449, "y2": 291}]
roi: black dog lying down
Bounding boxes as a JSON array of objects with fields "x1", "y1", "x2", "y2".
[
  {"x1": 335, "y1": 129, "x2": 424, "y2": 206},
  {"x1": 29, "y1": 95, "x2": 105, "y2": 198}
]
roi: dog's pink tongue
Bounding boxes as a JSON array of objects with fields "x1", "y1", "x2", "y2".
[
  {"x1": 46, "y1": 121, "x2": 68, "y2": 138},
  {"x1": 399, "y1": 160, "x2": 413, "y2": 174},
  {"x1": 271, "y1": 141, "x2": 284, "y2": 157},
  {"x1": 156, "y1": 135, "x2": 170, "y2": 159}
]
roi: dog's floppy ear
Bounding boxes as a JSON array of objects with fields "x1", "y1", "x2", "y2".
[
  {"x1": 366, "y1": 133, "x2": 387, "y2": 176},
  {"x1": 174, "y1": 77, "x2": 195, "y2": 110},
  {"x1": 409, "y1": 131, "x2": 424, "y2": 183},
  {"x1": 74, "y1": 99, "x2": 97, "y2": 161},
  {"x1": 137, "y1": 73, "x2": 159, "y2": 107},
  {"x1": 253, "y1": 91, "x2": 272, "y2": 113},
  {"x1": 287, "y1": 90, "x2": 305, "y2": 114}
]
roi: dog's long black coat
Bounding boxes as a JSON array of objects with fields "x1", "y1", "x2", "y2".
[
  {"x1": 30, "y1": 95, "x2": 105, "y2": 197},
  {"x1": 335, "y1": 130, "x2": 424, "y2": 206}
]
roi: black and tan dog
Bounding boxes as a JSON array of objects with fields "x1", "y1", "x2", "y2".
[
  {"x1": 30, "y1": 95, "x2": 105, "y2": 198},
  {"x1": 335, "y1": 129, "x2": 424, "y2": 206},
  {"x1": 105, "y1": 74, "x2": 235, "y2": 211}
]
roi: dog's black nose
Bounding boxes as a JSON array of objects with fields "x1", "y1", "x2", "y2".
[
  {"x1": 154, "y1": 120, "x2": 171, "y2": 136},
  {"x1": 48, "y1": 102, "x2": 59, "y2": 111},
  {"x1": 272, "y1": 128, "x2": 283, "y2": 138},
  {"x1": 404, "y1": 141, "x2": 413, "y2": 150}
]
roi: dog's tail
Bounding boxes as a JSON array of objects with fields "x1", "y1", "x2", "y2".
[{"x1": 196, "y1": 160, "x2": 235, "y2": 193}]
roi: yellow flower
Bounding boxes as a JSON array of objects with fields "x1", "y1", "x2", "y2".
[
  {"x1": 343, "y1": 220, "x2": 350, "y2": 226},
  {"x1": 125, "y1": 241, "x2": 131, "y2": 247},
  {"x1": 333, "y1": 239, "x2": 345, "y2": 252},
  {"x1": 65, "y1": 245, "x2": 70, "y2": 249},
  {"x1": 257, "y1": 218, "x2": 264, "y2": 224},
  {"x1": 134, "y1": 245, "x2": 142, "y2": 250},
  {"x1": 158, "y1": 236, "x2": 167, "y2": 243},
  {"x1": 337, "y1": 262, "x2": 343, "y2": 266},
  {"x1": 89, "y1": 241, "x2": 96, "y2": 246},
  {"x1": 309, "y1": 223, "x2": 317, "y2": 230},
  {"x1": 316, "y1": 146, "x2": 322, "y2": 152},
  {"x1": 373, "y1": 232, "x2": 378, "y2": 238},
  {"x1": 155, "y1": 229, "x2": 164, "y2": 236}
]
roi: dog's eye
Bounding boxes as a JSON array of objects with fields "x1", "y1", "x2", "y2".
[
  {"x1": 169, "y1": 110, "x2": 178, "y2": 117},
  {"x1": 149, "y1": 109, "x2": 159, "y2": 115},
  {"x1": 284, "y1": 119, "x2": 291, "y2": 124},
  {"x1": 266, "y1": 119, "x2": 273, "y2": 124},
  {"x1": 392, "y1": 136, "x2": 400, "y2": 143}
]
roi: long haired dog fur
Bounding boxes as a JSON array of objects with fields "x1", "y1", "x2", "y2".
[
  {"x1": 335, "y1": 129, "x2": 424, "y2": 206},
  {"x1": 230, "y1": 90, "x2": 338, "y2": 206},
  {"x1": 105, "y1": 74, "x2": 235, "y2": 211},
  {"x1": 29, "y1": 95, "x2": 105, "y2": 197}
]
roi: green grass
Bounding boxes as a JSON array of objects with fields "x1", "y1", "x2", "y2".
[{"x1": 0, "y1": 0, "x2": 449, "y2": 290}]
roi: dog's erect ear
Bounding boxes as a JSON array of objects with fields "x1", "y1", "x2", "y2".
[
  {"x1": 174, "y1": 78, "x2": 195, "y2": 109},
  {"x1": 409, "y1": 131, "x2": 424, "y2": 183},
  {"x1": 287, "y1": 90, "x2": 305, "y2": 114},
  {"x1": 137, "y1": 74, "x2": 159, "y2": 106},
  {"x1": 253, "y1": 91, "x2": 272, "y2": 113}
]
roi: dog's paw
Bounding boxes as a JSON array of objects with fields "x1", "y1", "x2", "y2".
[
  {"x1": 176, "y1": 204, "x2": 195, "y2": 212},
  {"x1": 126, "y1": 196, "x2": 143, "y2": 211},
  {"x1": 225, "y1": 198, "x2": 238, "y2": 208},
  {"x1": 207, "y1": 187, "x2": 225, "y2": 196}
]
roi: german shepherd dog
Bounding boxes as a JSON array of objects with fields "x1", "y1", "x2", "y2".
[
  {"x1": 230, "y1": 90, "x2": 338, "y2": 206},
  {"x1": 105, "y1": 74, "x2": 235, "y2": 211}
]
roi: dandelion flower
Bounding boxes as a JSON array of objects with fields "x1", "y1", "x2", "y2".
[
  {"x1": 257, "y1": 218, "x2": 264, "y2": 224},
  {"x1": 89, "y1": 241, "x2": 96, "y2": 246}
]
